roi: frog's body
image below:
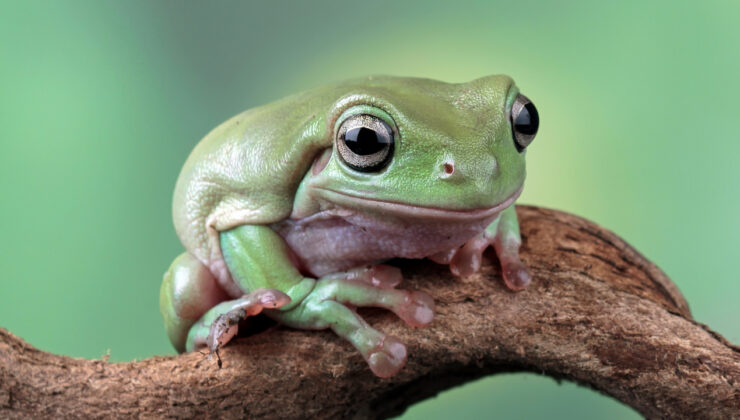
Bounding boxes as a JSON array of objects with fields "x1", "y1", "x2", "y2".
[{"x1": 160, "y1": 75, "x2": 539, "y2": 377}]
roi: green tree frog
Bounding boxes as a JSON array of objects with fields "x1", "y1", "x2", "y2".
[{"x1": 160, "y1": 75, "x2": 539, "y2": 377}]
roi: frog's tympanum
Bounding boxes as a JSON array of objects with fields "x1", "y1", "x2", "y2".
[{"x1": 160, "y1": 75, "x2": 540, "y2": 377}]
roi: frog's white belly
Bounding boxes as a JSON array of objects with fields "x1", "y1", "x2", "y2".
[{"x1": 272, "y1": 210, "x2": 500, "y2": 277}]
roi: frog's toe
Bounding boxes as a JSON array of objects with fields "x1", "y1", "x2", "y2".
[
  {"x1": 449, "y1": 253, "x2": 480, "y2": 278},
  {"x1": 450, "y1": 248, "x2": 484, "y2": 278},
  {"x1": 502, "y1": 262, "x2": 531, "y2": 291},
  {"x1": 365, "y1": 335, "x2": 407, "y2": 378},
  {"x1": 244, "y1": 288, "x2": 292, "y2": 315},
  {"x1": 362, "y1": 264, "x2": 402, "y2": 289},
  {"x1": 428, "y1": 248, "x2": 457, "y2": 265},
  {"x1": 325, "y1": 264, "x2": 402, "y2": 289},
  {"x1": 396, "y1": 291, "x2": 435, "y2": 327},
  {"x1": 449, "y1": 233, "x2": 491, "y2": 278},
  {"x1": 206, "y1": 309, "x2": 243, "y2": 354}
]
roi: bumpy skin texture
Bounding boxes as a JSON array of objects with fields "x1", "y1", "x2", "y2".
[{"x1": 160, "y1": 75, "x2": 534, "y2": 377}]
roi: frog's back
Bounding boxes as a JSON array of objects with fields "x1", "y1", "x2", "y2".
[{"x1": 172, "y1": 87, "x2": 330, "y2": 275}]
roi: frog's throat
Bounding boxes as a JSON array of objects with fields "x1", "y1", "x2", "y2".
[{"x1": 314, "y1": 184, "x2": 523, "y2": 221}]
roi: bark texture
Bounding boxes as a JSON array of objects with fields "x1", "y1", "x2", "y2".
[{"x1": 0, "y1": 206, "x2": 738, "y2": 419}]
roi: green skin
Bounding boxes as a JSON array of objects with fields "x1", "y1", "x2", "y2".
[{"x1": 160, "y1": 75, "x2": 534, "y2": 378}]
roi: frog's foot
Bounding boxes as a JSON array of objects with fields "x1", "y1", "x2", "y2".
[
  {"x1": 270, "y1": 268, "x2": 434, "y2": 377},
  {"x1": 448, "y1": 232, "x2": 491, "y2": 278},
  {"x1": 445, "y1": 232, "x2": 531, "y2": 292},
  {"x1": 186, "y1": 288, "x2": 291, "y2": 356}
]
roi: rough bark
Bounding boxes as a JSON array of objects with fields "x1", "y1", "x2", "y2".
[{"x1": 1, "y1": 206, "x2": 738, "y2": 419}]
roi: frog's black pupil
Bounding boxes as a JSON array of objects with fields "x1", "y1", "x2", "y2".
[
  {"x1": 514, "y1": 101, "x2": 539, "y2": 136},
  {"x1": 344, "y1": 127, "x2": 389, "y2": 155}
]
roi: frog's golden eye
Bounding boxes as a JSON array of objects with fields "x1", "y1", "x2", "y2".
[
  {"x1": 511, "y1": 94, "x2": 539, "y2": 152},
  {"x1": 336, "y1": 114, "x2": 394, "y2": 172}
]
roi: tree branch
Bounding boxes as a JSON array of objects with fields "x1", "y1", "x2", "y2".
[{"x1": 1, "y1": 206, "x2": 738, "y2": 419}]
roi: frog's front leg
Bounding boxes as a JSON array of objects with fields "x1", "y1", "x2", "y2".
[
  {"x1": 220, "y1": 225, "x2": 435, "y2": 378},
  {"x1": 443, "y1": 205, "x2": 531, "y2": 291}
]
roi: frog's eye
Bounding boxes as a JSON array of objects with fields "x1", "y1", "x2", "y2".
[
  {"x1": 510, "y1": 94, "x2": 539, "y2": 152},
  {"x1": 336, "y1": 114, "x2": 394, "y2": 172}
]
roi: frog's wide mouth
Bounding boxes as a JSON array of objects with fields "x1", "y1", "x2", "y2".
[{"x1": 314, "y1": 185, "x2": 523, "y2": 221}]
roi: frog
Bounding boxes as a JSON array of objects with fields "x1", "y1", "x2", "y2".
[{"x1": 159, "y1": 75, "x2": 540, "y2": 378}]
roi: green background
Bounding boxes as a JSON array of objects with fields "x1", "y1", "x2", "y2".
[{"x1": 1, "y1": 1, "x2": 738, "y2": 418}]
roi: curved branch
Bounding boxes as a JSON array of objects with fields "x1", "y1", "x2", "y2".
[{"x1": 1, "y1": 206, "x2": 738, "y2": 419}]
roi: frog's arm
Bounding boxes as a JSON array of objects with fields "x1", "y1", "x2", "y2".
[
  {"x1": 193, "y1": 224, "x2": 434, "y2": 377},
  {"x1": 220, "y1": 224, "x2": 316, "y2": 309},
  {"x1": 184, "y1": 225, "x2": 314, "y2": 352},
  {"x1": 449, "y1": 205, "x2": 531, "y2": 290}
]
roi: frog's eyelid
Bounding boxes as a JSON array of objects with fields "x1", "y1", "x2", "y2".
[
  {"x1": 331, "y1": 101, "x2": 398, "y2": 135},
  {"x1": 504, "y1": 85, "x2": 521, "y2": 121}
]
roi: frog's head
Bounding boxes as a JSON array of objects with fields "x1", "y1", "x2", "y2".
[{"x1": 300, "y1": 75, "x2": 539, "y2": 221}]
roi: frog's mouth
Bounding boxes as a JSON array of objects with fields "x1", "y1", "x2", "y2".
[{"x1": 314, "y1": 185, "x2": 523, "y2": 221}]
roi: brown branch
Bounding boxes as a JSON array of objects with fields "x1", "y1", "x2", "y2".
[{"x1": 1, "y1": 206, "x2": 738, "y2": 419}]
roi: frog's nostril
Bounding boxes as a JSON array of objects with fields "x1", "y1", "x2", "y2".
[
  {"x1": 443, "y1": 163, "x2": 454, "y2": 175},
  {"x1": 439, "y1": 161, "x2": 457, "y2": 180}
]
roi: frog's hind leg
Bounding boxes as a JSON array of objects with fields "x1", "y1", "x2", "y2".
[
  {"x1": 160, "y1": 253, "x2": 231, "y2": 353},
  {"x1": 269, "y1": 265, "x2": 434, "y2": 378}
]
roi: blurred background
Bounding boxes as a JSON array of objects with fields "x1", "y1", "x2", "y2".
[{"x1": 1, "y1": 1, "x2": 738, "y2": 418}]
